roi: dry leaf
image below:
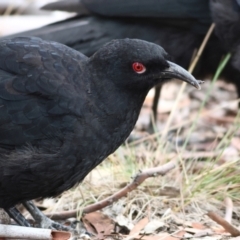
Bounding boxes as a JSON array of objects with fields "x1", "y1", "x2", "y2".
[
  {"x1": 129, "y1": 217, "x2": 149, "y2": 236},
  {"x1": 191, "y1": 222, "x2": 207, "y2": 230},
  {"x1": 141, "y1": 220, "x2": 165, "y2": 234},
  {"x1": 82, "y1": 212, "x2": 115, "y2": 239},
  {"x1": 116, "y1": 215, "x2": 134, "y2": 231}
]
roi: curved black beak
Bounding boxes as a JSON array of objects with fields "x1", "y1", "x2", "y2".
[{"x1": 160, "y1": 61, "x2": 204, "y2": 90}]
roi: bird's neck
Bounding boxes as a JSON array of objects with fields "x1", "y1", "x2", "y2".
[
  {"x1": 83, "y1": 71, "x2": 147, "y2": 149},
  {"x1": 87, "y1": 68, "x2": 149, "y2": 123}
]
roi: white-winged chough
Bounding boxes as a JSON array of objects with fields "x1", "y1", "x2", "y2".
[{"x1": 0, "y1": 37, "x2": 202, "y2": 231}]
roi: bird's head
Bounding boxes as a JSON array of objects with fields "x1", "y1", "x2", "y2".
[{"x1": 89, "y1": 38, "x2": 203, "y2": 92}]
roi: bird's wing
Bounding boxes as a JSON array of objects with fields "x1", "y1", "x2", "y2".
[
  {"x1": 4, "y1": 16, "x2": 115, "y2": 57},
  {"x1": 40, "y1": 0, "x2": 211, "y2": 33},
  {"x1": 42, "y1": 0, "x2": 211, "y2": 21},
  {"x1": 0, "y1": 37, "x2": 87, "y2": 147},
  {"x1": 5, "y1": 0, "x2": 213, "y2": 55},
  {"x1": 82, "y1": 0, "x2": 210, "y2": 20},
  {"x1": 5, "y1": 13, "x2": 208, "y2": 60}
]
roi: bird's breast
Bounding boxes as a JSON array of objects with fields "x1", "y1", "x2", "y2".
[{"x1": 68, "y1": 107, "x2": 140, "y2": 178}]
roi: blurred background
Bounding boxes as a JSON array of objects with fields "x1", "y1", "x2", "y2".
[
  {"x1": 0, "y1": 0, "x2": 73, "y2": 36},
  {"x1": 1, "y1": 0, "x2": 240, "y2": 237}
]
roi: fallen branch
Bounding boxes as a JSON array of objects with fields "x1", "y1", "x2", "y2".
[
  {"x1": 46, "y1": 161, "x2": 176, "y2": 219},
  {"x1": 83, "y1": 160, "x2": 176, "y2": 214},
  {"x1": 0, "y1": 224, "x2": 71, "y2": 240},
  {"x1": 224, "y1": 197, "x2": 233, "y2": 223},
  {"x1": 207, "y1": 211, "x2": 240, "y2": 237}
]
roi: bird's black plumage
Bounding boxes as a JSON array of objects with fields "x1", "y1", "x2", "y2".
[
  {"x1": 6, "y1": 15, "x2": 209, "y2": 63},
  {"x1": 0, "y1": 37, "x2": 201, "y2": 210},
  {"x1": 43, "y1": 0, "x2": 211, "y2": 31}
]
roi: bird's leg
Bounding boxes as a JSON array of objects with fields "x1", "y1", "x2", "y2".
[
  {"x1": 236, "y1": 81, "x2": 240, "y2": 108},
  {"x1": 22, "y1": 200, "x2": 72, "y2": 231},
  {"x1": 4, "y1": 206, "x2": 31, "y2": 227},
  {"x1": 148, "y1": 85, "x2": 161, "y2": 132}
]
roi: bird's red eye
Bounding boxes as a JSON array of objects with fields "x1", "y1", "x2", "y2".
[{"x1": 132, "y1": 62, "x2": 146, "y2": 74}]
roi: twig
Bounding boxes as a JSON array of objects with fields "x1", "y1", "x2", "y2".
[
  {"x1": 207, "y1": 211, "x2": 240, "y2": 237},
  {"x1": 46, "y1": 161, "x2": 176, "y2": 219},
  {"x1": 224, "y1": 197, "x2": 233, "y2": 223},
  {"x1": 84, "y1": 161, "x2": 175, "y2": 213},
  {"x1": 45, "y1": 210, "x2": 77, "y2": 221},
  {"x1": 0, "y1": 224, "x2": 71, "y2": 240}
]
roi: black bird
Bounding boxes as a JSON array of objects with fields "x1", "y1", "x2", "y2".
[{"x1": 0, "y1": 37, "x2": 202, "y2": 229}]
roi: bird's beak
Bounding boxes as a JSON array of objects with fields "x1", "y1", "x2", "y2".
[{"x1": 160, "y1": 61, "x2": 204, "y2": 90}]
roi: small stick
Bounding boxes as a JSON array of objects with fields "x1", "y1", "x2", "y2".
[
  {"x1": 45, "y1": 210, "x2": 77, "y2": 221},
  {"x1": 207, "y1": 211, "x2": 240, "y2": 237},
  {"x1": 224, "y1": 197, "x2": 233, "y2": 223},
  {"x1": 83, "y1": 160, "x2": 176, "y2": 214},
  {"x1": 46, "y1": 161, "x2": 176, "y2": 219},
  {"x1": 0, "y1": 224, "x2": 71, "y2": 240}
]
